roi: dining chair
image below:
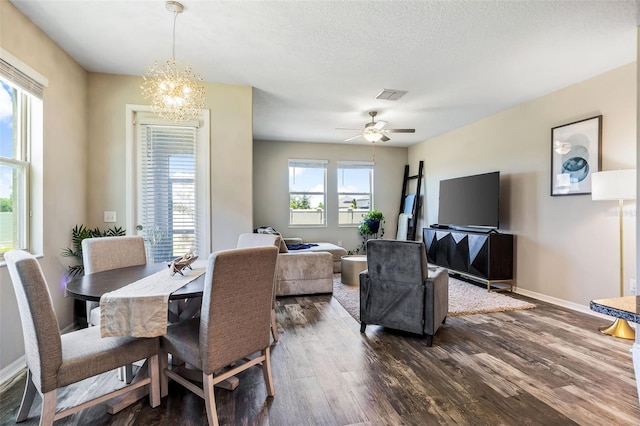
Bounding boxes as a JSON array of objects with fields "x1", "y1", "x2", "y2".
[
  {"x1": 5, "y1": 250, "x2": 161, "y2": 426},
  {"x1": 82, "y1": 235, "x2": 148, "y2": 383},
  {"x1": 82, "y1": 235, "x2": 147, "y2": 327},
  {"x1": 236, "y1": 232, "x2": 282, "y2": 342},
  {"x1": 160, "y1": 246, "x2": 279, "y2": 426}
]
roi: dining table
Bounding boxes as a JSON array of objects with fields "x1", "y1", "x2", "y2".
[{"x1": 65, "y1": 261, "x2": 239, "y2": 414}]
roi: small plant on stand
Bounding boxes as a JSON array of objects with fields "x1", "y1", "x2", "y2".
[{"x1": 351, "y1": 210, "x2": 385, "y2": 254}]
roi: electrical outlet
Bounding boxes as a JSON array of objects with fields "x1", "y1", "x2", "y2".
[
  {"x1": 104, "y1": 211, "x2": 116, "y2": 223},
  {"x1": 631, "y1": 278, "x2": 636, "y2": 294}
]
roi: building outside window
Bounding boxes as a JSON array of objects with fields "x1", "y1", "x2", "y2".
[
  {"x1": 338, "y1": 161, "x2": 374, "y2": 226},
  {"x1": 288, "y1": 159, "x2": 327, "y2": 226}
]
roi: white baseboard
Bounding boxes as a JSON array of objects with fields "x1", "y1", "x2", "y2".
[
  {"x1": 0, "y1": 356, "x2": 25, "y2": 387},
  {"x1": 515, "y1": 287, "x2": 632, "y2": 325}
]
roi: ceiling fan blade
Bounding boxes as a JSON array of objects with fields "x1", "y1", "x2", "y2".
[
  {"x1": 344, "y1": 134, "x2": 363, "y2": 142},
  {"x1": 384, "y1": 129, "x2": 415, "y2": 133},
  {"x1": 336, "y1": 127, "x2": 364, "y2": 131},
  {"x1": 374, "y1": 120, "x2": 387, "y2": 130},
  {"x1": 380, "y1": 135, "x2": 390, "y2": 142}
]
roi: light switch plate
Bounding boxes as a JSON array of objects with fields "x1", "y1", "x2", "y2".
[{"x1": 104, "y1": 211, "x2": 116, "y2": 223}]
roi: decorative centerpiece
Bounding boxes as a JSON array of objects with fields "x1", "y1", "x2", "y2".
[{"x1": 168, "y1": 251, "x2": 198, "y2": 276}]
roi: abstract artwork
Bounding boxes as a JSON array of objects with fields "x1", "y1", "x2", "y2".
[{"x1": 550, "y1": 115, "x2": 602, "y2": 196}]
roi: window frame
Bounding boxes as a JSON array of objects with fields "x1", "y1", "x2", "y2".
[
  {"x1": 337, "y1": 161, "x2": 374, "y2": 227},
  {"x1": 288, "y1": 159, "x2": 328, "y2": 227},
  {"x1": 125, "y1": 105, "x2": 211, "y2": 260}
]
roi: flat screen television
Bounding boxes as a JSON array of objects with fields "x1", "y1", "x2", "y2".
[{"x1": 437, "y1": 171, "x2": 500, "y2": 229}]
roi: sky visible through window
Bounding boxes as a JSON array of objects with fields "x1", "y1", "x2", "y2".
[
  {"x1": 289, "y1": 165, "x2": 371, "y2": 209},
  {"x1": 0, "y1": 82, "x2": 13, "y2": 199}
]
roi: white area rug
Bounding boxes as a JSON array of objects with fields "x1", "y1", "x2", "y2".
[{"x1": 332, "y1": 274, "x2": 535, "y2": 322}]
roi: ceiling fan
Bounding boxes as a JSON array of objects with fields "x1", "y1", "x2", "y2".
[{"x1": 336, "y1": 111, "x2": 415, "y2": 143}]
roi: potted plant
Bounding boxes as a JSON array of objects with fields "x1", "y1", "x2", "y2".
[
  {"x1": 61, "y1": 224, "x2": 126, "y2": 277},
  {"x1": 352, "y1": 210, "x2": 385, "y2": 254}
]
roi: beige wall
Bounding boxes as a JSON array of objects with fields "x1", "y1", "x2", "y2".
[
  {"x1": 0, "y1": 1, "x2": 253, "y2": 373},
  {"x1": 409, "y1": 63, "x2": 637, "y2": 307},
  {"x1": 87, "y1": 74, "x2": 253, "y2": 252},
  {"x1": 0, "y1": 1, "x2": 88, "y2": 370},
  {"x1": 253, "y1": 141, "x2": 408, "y2": 253}
]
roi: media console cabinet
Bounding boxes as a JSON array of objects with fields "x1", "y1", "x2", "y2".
[{"x1": 423, "y1": 227, "x2": 514, "y2": 292}]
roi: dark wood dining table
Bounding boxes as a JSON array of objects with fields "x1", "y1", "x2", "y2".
[
  {"x1": 65, "y1": 262, "x2": 238, "y2": 414},
  {"x1": 65, "y1": 262, "x2": 205, "y2": 303}
]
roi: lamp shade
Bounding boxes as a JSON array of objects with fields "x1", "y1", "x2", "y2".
[{"x1": 591, "y1": 169, "x2": 636, "y2": 201}]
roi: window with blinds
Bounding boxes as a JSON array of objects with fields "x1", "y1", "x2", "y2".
[
  {"x1": 0, "y1": 56, "x2": 45, "y2": 259},
  {"x1": 337, "y1": 161, "x2": 374, "y2": 225},
  {"x1": 138, "y1": 123, "x2": 199, "y2": 262},
  {"x1": 288, "y1": 159, "x2": 327, "y2": 226}
]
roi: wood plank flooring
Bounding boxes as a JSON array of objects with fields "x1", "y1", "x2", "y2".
[{"x1": 1, "y1": 292, "x2": 639, "y2": 425}]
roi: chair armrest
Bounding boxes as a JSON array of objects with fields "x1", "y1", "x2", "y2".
[{"x1": 424, "y1": 267, "x2": 449, "y2": 334}]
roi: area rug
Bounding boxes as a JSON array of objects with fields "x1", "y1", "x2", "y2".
[{"x1": 332, "y1": 274, "x2": 536, "y2": 322}]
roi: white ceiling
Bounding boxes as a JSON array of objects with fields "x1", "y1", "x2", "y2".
[{"x1": 10, "y1": 0, "x2": 640, "y2": 147}]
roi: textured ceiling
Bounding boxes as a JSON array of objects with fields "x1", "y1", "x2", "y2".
[{"x1": 10, "y1": 0, "x2": 640, "y2": 147}]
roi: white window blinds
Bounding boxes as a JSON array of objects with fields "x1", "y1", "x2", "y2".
[{"x1": 138, "y1": 123, "x2": 199, "y2": 262}]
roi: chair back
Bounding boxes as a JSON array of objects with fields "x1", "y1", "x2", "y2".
[
  {"x1": 5, "y1": 250, "x2": 63, "y2": 393},
  {"x1": 199, "y1": 246, "x2": 278, "y2": 374},
  {"x1": 366, "y1": 239, "x2": 428, "y2": 283},
  {"x1": 82, "y1": 235, "x2": 147, "y2": 274},
  {"x1": 237, "y1": 232, "x2": 284, "y2": 252}
]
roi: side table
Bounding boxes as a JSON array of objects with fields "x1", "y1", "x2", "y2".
[
  {"x1": 590, "y1": 296, "x2": 640, "y2": 404},
  {"x1": 341, "y1": 255, "x2": 367, "y2": 285}
]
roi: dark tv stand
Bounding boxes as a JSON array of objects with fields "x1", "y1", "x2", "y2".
[{"x1": 423, "y1": 227, "x2": 514, "y2": 292}]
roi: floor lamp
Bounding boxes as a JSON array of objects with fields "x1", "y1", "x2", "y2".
[{"x1": 591, "y1": 169, "x2": 636, "y2": 340}]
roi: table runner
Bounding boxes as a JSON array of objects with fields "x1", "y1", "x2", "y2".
[{"x1": 100, "y1": 260, "x2": 206, "y2": 337}]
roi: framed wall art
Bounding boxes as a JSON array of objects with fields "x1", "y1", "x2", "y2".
[{"x1": 550, "y1": 115, "x2": 602, "y2": 196}]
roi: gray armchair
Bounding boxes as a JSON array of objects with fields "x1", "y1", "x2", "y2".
[{"x1": 359, "y1": 239, "x2": 449, "y2": 346}]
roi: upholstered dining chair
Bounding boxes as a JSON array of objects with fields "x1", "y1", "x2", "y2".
[
  {"x1": 359, "y1": 239, "x2": 449, "y2": 346},
  {"x1": 236, "y1": 232, "x2": 282, "y2": 342},
  {"x1": 5, "y1": 250, "x2": 161, "y2": 426},
  {"x1": 82, "y1": 235, "x2": 147, "y2": 327},
  {"x1": 82, "y1": 235, "x2": 148, "y2": 383},
  {"x1": 159, "y1": 246, "x2": 279, "y2": 426}
]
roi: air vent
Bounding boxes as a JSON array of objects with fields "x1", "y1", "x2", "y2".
[{"x1": 375, "y1": 89, "x2": 408, "y2": 101}]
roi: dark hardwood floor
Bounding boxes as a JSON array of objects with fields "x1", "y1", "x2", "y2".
[{"x1": 1, "y1": 293, "x2": 639, "y2": 425}]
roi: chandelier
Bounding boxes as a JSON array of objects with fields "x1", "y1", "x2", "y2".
[{"x1": 141, "y1": 1, "x2": 205, "y2": 122}]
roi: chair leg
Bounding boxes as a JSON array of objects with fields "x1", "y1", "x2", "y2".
[
  {"x1": 270, "y1": 308, "x2": 279, "y2": 342},
  {"x1": 202, "y1": 373, "x2": 219, "y2": 426},
  {"x1": 262, "y1": 347, "x2": 275, "y2": 397},
  {"x1": 40, "y1": 389, "x2": 57, "y2": 426},
  {"x1": 160, "y1": 348, "x2": 169, "y2": 398},
  {"x1": 148, "y1": 354, "x2": 161, "y2": 407},
  {"x1": 442, "y1": 316, "x2": 447, "y2": 324},
  {"x1": 16, "y1": 369, "x2": 37, "y2": 422},
  {"x1": 426, "y1": 334, "x2": 433, "y2": 347},
  {"x1": 360, "y1": 323, "x2": 366, "y2": 333}
]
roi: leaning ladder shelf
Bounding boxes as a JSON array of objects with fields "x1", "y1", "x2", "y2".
[{"x1": 398, "y1": 161, "x2": 424, "y2": 241}]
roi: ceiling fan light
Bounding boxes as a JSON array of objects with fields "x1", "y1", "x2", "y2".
[{"x1": 364, "y1": 132, "x2": 383, "y2": 142}]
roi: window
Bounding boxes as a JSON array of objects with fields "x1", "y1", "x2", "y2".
[
  {"x1": 129, "y1": 109, "x2": 210, "y2": 262},
  {"x1": 0, "y1": 58, "x2": 45, "y2": 259},
  {"x1": 338, "y1": 161, "x2": 374, "y2": 226},
  {"x1": 288, "y1": 159, "x2": 327, "y2": 226}
]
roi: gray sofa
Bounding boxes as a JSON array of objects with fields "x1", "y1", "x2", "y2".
[
  {"x1": 238, "y1": 233, "x2": 334, "y2": 296},
  {"x1": 359, "y1": 239, "x2": 449, "y2": 346},
  {"x1": 282, "y1": 238, "x2": 348, "y2": 273}
]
